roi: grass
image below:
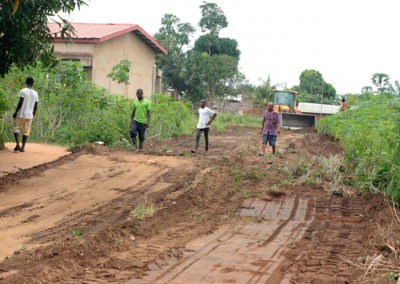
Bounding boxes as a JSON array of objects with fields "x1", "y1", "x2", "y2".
[
  {"x1": 236, "y1": 186, "x2": 251, "y2": 198},
  {"x1": 318, "y1": 96, "x2": 400, "y2": 204},
  {"x1": 70, "y1": 229, "x2": 83, "y2": 237},
  {"x1": 130, "y1": 202, "x2": 156, "y2": 221},
  {"x1": 284, "y1": 155, "x2": 342, "y2": 191},
  {"x1": 213, "y1": 112, "x2": 260, "y2": 129},
  {"x1": 382, "y1": 270, "x2": 400, "y2": 281},
  {"x1": 229, "y1": 167, "x2": 267, "y2": 184},
  {"x1": 189, "y1": 211, "x2": 202, "y2": 220}
]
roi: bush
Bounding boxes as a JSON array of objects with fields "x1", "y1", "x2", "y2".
[
  {"x1": 318, "y1": 96, "x2": 400, "y2": 204},
  {"x1": 0, "y1": 89, "x2": 8, "y2": 149},
  {"x1": 0, "y1": 61, "x2": 261, "y2": 149},
  {"x1": 0, "y1": 61, "x2": 133, "y2": 148}
]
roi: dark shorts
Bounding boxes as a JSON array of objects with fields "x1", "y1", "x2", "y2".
[
  {"x1": 130, "y1": 120, "x2": 146, "y2": 141},
  {"x1": 262, "y1": 134, "x2": 277, "y2": 146}
]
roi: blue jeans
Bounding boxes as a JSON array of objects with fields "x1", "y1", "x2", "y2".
[{"x1": 262, "y1": 134, "x2": 277, "y2": 146}]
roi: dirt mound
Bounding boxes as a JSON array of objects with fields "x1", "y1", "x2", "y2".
[{"x1": 293, "y1": 131, "x2": 343, "y2": 157}]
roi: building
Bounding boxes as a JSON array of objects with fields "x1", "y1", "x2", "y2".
[{"x1": 48, "y1": 23, "x2": 167, "y2": 98}]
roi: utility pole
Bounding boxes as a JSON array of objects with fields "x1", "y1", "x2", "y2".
[{"x1": 320, "y1": 79, "x2": 324, "y2": 120}]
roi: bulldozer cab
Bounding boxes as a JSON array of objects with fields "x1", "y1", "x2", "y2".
[{"x1": 273, "y1": 90, "x2": 297, "y2": 112}]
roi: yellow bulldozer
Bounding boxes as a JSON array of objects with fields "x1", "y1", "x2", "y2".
[{"x1": 272, "y1": 90, "x2": 316, "y2": 128}]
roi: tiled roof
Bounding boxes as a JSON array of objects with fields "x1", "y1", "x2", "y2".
[{"x1": 48, "y1": 22, "x2": 167, "y2": 54}]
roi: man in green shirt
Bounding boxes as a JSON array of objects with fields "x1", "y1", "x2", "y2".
[{"x1": 130, "y1": 89, "x2": 151, "y2": 150}]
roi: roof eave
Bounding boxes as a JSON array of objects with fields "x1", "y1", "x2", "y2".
[{"x1": 52, "y1": 24, "x2": 167, "y2": 55}]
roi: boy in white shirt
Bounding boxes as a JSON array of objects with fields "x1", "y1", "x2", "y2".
[
  {"x1": 192, "y1": 99, "x2": 217, "y2": 154},
  {"x1": 12, "y1": 77, "x2": 39, "y2": 152}
]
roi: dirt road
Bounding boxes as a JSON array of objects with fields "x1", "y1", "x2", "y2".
[
  {"x1": 0, "y1": 143, "x2": 70, "y2": 177},
  {"x1": 0, "y1": 127, "x2": 397, "y2": 283}
]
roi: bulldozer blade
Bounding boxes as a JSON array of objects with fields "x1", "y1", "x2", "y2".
[{"x1": 281, "y1": 113, "x2": 316, "y2": 129}]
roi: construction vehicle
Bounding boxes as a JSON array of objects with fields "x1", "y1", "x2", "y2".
[{"x1": 273, "y1": 90, "x2": 316, "y2": 128}]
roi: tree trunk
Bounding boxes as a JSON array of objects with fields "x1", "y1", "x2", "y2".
[{"x1": 173, "y1": 88, "x2": 178, "y2": 101}]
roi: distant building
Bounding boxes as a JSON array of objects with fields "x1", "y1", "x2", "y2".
[{"x1": 48, "y1": 23, "x2": 167, "y2": 98}]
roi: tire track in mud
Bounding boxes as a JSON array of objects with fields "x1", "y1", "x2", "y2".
[
  {"x1": 130, "y1": 193, "x2": 369, "y2": 284},
  {"x1": 285, "y1": 196, "x2": 366, "y2": 283},
  {"x1": 246, "y1": 196, "x2": 299, "y2": 284},
  {"x1": 131, "y1": 195, "x2": 313, "y2": 284}
]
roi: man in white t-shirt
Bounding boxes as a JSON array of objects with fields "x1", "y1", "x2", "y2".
[
  {"x1": 192, "y1": 99, "x2": 217, "y2": 154},
  {"x1": 12, "y1": 77, "x2": 39, "y2": 152}
]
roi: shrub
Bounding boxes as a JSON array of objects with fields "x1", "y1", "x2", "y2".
[{"x1": 0, "y1": 61, "x2": 260, "y2": 149}]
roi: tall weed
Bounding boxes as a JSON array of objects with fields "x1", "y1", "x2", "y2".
[{"x1": 318, "y1": 97, "x2": 400, "y2": 204}]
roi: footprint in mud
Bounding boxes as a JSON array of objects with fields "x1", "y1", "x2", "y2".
[
  {"x1": 107, "y1": 170, "x2": 126, "y2": 178},
  {"x1": 21, "y1": 215, "x2": 40, "y2": 224},
  {"x1": 91, "y1": 173, "x2": 102, "y2": 180}
]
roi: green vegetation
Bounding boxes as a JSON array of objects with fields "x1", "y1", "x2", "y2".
[
  {"x1": 130, "y1": 202, "x2": 156, "y2": 221},
  {"x1": 383, "y1": 270, "x2": 400, "y2": 281},
  {"x1": 252, "y1": 75, "x2": 275, "y2": 107},
  {"x1": 293, "y1": 69, "x2": 337, "y2": 105},
  {"x1": 154, "y1": 14, "x2": 195, "y2": 101},
  {"x1": 284, "y1": 155, "x2": 342, "y2": 190},
  {"x1": 0, "y1": 60, "x2": 260, "y2": 149},
  {"x1": 154, "y1": 2, "x2": 244, "y2": 104},
  {"x1": 212, "y1": 112, "x2": 260, "y2": 129},
  {"x1": 70, "y1": 229, "x2": 83, "y2": 236},
  {"x1": 107, "y1": 59, "x2": 132, "y2": 98},
  {"x1": 318, "y1": 97, "x2": 400, "y2": 203},
  {"x1": 0, "y1": 61, "x2": 133, "y2": 148},
  {"x1": 0, "y1": 0, "x2": 86, "y2": 76},
  {"x1": 229, "y1": 166, "x2": 266, "y2": 184}
]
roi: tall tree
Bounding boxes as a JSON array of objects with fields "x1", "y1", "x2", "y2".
[
  {"x1": 324, "y1": 82, "x2": 337, "y2": 99},
  {"x1": 299, "y1": 69, "x2": 324, "y2": 95},
  {"x1": 154, "y1": 14, "x2": 195, "y2": 100},
  {"x1": 199, "y1": 1, "x2": 228, "y2": 35},
  {"x1": 215, "y1": 72, "x2": 248, "y2": 111},
  {"x1": 298, "y1": 69, "x2": 337, "y2": 103},
  {"x1": 185, "y1": 52, "x2": 238, "y2": 106},
  {"x1": 184, "y1": 1, "x2": 240, "y2": 105},
  {"x1": 0, "y1": 0, "x2": 86, "y2": 76},
  {"x1": 194, "y1": 34, "x2": 240, "y2": 58},
  {"x1": 371, "y1": 73, "x2": 391, "y2": 94}
]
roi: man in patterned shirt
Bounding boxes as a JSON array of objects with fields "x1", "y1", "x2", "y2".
[{"x1": 260, "y1": 102, "x2": 280, "y2": 156}]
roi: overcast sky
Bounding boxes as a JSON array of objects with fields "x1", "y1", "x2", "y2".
[{"x1": 58, "y1": 0, "x2": 400, "y2": 94}]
